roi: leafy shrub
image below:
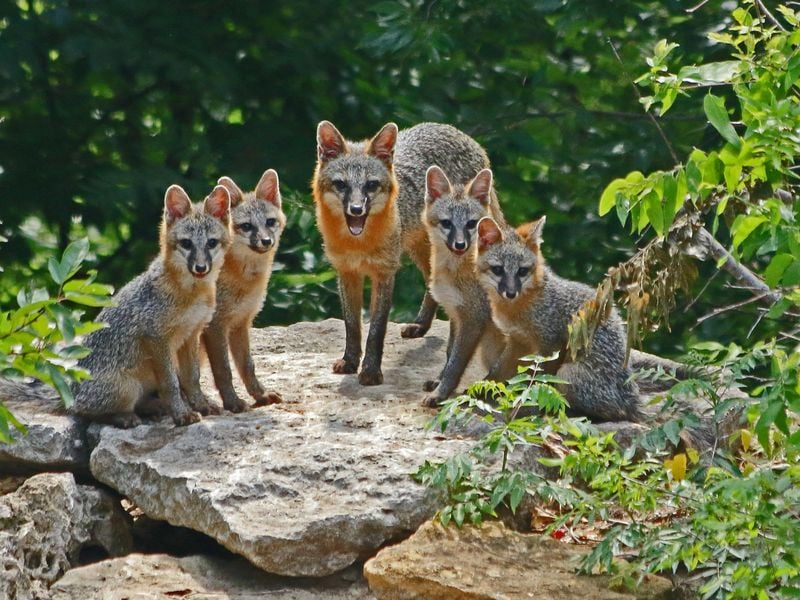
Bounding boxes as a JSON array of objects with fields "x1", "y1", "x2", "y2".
[{"x1": 0, "y1": 237, "x2": 113, "y2": 442}]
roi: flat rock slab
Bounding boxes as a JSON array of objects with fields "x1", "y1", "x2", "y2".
[
  {"x1": 0, "y1": 396, "x2": 89, "y2": 473},
  {"x1": 364, "y1": 520, "x2": 673, "y2": 600},
  {"x1": 90, "y1": 319, "x2": 477, "y2": 577},
  {"x1": 50, "y1": 553, "x2": 374, "y2": 600}
]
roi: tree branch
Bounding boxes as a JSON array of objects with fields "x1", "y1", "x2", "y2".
[{"x1": 689, "y1": 226, "x2": 782, "y2": 305}]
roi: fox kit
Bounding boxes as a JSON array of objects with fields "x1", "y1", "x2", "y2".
[
  {"x1": 71, "y1": 185, "x2": 232, "y2": 427},
  {"x1": 421, "y1": 166, "x2": 506, "y2": 407},
  {"x1": 203, "y1": 169, "x2": 285, "y2": 412},
  {"x1": 313, "y1": 121, "x2": 493, "y2": 385},
  {"x1": 476, "y1": 216, "x2": 641, "y2": 422}
]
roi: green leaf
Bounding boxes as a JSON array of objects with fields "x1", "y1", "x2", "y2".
[
  {"x1": 765, "y1": 254, "x2": 794, "y2": 288},
  {"x1": 59, "y1": 238, "x2": 90, "y2": 282},
  {"x1": 0, "y1": 402, "x2": 27, "y2": 444},
  {"x1": 48, "y1": 257, "x2": 65, "y2": 285},
  {"x1": 599, "y1": 178, "x2": 626, "y2": 217},
  {"x1": 677, "y1": 61, "x2": 739, "y2": 85},
  {"x1": 703, "y1": 94, "x2": 740, "y2": 147},
  {"x1": 731, "y1": 215, "x2": 767, "y2": 251},
  {"x1": 644, "y1": 191, "x2": 665, "y2": 237}
]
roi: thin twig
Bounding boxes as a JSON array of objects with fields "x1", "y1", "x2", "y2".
[
  {"x1": 607, "y1": 38, "x2": 680, "y2": 164},
  {"x1": 686, "y1": 0, "x2": 712, "y2": 13},
  {"x1": 696, "y1": 292, "x2": 771, "y2": 324},
  {"x1": 755, "y1": 0, "x2": 787, "y2": 31},
  {"x1": 684, "y1": 268, "x2": 721, "y2": 312}
]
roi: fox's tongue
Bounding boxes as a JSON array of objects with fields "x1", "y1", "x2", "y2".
[{"x1": 346, "y1": 214, "x2": 367, "y2": 236}]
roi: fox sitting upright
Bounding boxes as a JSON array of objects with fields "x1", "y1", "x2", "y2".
[
  {"x1": 0, "y1": 185, "x2": 232, "y2": 427},
  {"x1": 313, "y1": 121, "x2": 494, "y2": 385},
  {"x1": 421, "y1": 166, "x2": 506, "y2": 407},
  {"x1": 203, "y1": 169, "x2": 285, "y2": 412},
  {"x1": 475, "y1": 216, "x2": 641, "y2": 422}
]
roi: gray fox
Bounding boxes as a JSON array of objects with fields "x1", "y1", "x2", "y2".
[
  {"x1": 312, "y1": 121, "x2": 494, "y2": 385},
  {"x1": 421, "y1": 166, "x2": 506, "y2": 407},
  {"x1": 203, "y1": 170, "x2": 285, "y2": 412},
  {"x1": 475, "y1": 216, "x2": 642, "y2": 422},
  {"x1": 0, "y1": 185, "x2": 232, "y2": 428}
]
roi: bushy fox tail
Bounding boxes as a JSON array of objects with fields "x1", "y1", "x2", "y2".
[{"x1": 627, "y1": 352, "x2": 744, "y2": 454}]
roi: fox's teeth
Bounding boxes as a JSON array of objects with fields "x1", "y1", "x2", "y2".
[{"x1": 346, "y1": 214, "x2": 367, "y2": 236}]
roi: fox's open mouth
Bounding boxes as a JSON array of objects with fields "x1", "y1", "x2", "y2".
[
  {"x1": 346, "y1": 214, "x2": 368, "y2": 236},
  {"x1": 192, "y1": 272, "x2": 208, "y2": 279},
  {"x1": 450, "y1": 247, "x2": 467, "y2": 257},
  {"x1": 250, "y1": 245, "x2": 271, "y2": 254}
]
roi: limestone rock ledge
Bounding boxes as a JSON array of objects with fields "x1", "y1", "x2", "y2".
[
  {"x1": 90, "y1": 319, "x2": 475, "y2": 578},
  {"x1": 50, "y1": 553, "x2": 374, "y2": 600},
  {"x1": 0, "y1": 472, "x2": 132, "y2": 600},
  {"x1": 364, "y1": 520, "x2": 673, "y2": 600}
]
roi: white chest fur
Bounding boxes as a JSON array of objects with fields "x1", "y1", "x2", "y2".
[{"x1": 431, "y1": 278, "x2": 464, "y2": 311}]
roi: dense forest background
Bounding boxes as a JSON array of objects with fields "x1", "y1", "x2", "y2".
[{"x1": 0, "y1": 0, "x2": 743, "y2": 353}]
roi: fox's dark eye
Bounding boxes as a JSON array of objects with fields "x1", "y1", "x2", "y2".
[
  {"x1": 518, "y1": 267, "x2": 529, "y2": 277},
  {"x1": 238, "y1": 223, "x2": 253, "y2": 233},
  {"x1": 332, "y1": 179, "x2": 347, "y2": 192},
  {"x1": 440, "y1": 219, "x2": 453, "y2": 229},
  {"x1": 466, "y1": 220, "x2": 478, "y2": 229},
  {"x1": 364, "y1": 180, "x2": 380, "y2": 193},
  {"x1": 490, "y1": 265, "x2": 504, "y2": 276},
  {"x1": 178, "y1": 239, "x2": 193, "y2": 250},
  {"x1": 207, "y1": 239, "x2": 219, "y2": 249},
  {"x1": 266, "y1": 218, "x2": 277, "y2": 227}
]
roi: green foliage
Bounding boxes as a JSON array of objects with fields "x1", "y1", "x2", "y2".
[
  {"x1": 0, "y1": 0, "x2": 733, "y2": 336},
  {"x1": 0, "y1": 237, "x2": 113, "y2": 442},
  {"x1": 419, "y1": 340, "x2": 800, "y2": 597},
  {"x1": 414, "y1": 354, "x2": 570, "y2": 526}
]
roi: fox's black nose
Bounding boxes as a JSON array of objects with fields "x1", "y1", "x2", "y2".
[
  {"x1": 195, "y1": 264, "x2": 208, "y2": 274},
  {"x1": 261, "y1": 238, "x2": 273, "y2": 247},
  {"x1": 454, "y1": 240, "x2": 467, "y2": 251},
  {"x1": 504, "y1": 290, "x2": 517, "y2": 299},
  {"x1": 350, "y1": 204, "x2": 364, "y2": 216}
]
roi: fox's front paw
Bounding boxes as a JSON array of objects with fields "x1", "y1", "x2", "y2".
[
  {"x1": 173, "y1": 410, "x2": 202, "y2": 427},
  {"x1": 422, "y1": 379, "x2": 439, "y2": 392},
  {"x1": 358, "y1": 369, "x2": 383, "y2": 386},
  {"x1": 254, "y1": 390, "x2": 283, "y2": 406},
  {"x1": 188, "y1": 394, "x2": 221, "y2": 416},
  {"x1": 421, "y1": 394, "x2": 445, "y2": 408},
  {"x1": 333, "y1": 358, "x2": 358, "y2": 374},
  {"x1": 401, "y1": 323, "x2": 429, "y2": 339},
  {"x1": 222, "y1": 394, "x2": 250, "y2": 414}
]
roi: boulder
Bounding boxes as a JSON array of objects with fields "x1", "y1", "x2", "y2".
[
  {"x1": 363, "y1": 520, "x2": 673, "y2": 600},
  {"x1": 0, "y1": 396, "x2": 89, "y2": 474},
  {"x1": 50, "y1": 553, "x2": 374, "y2": 599},
  {"x1": 89, "y1": 319, "x2": 476, "y2": 577},
  {"x1": 0, "y1": 472, "x2": 132, "y2": 600}
]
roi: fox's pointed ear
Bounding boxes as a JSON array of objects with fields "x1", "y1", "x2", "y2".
[
  {"x1": 368, "y1": 122, "x2": 398, "y2": 166},
  {"x1": 478, "y1": 217, "x2": 504, "y2": 252},
  {"x1": 204, "y1": 185, "x2": 231, "y2": 222},
  {"x1": 467, "y1": 169, "x2": 493, "y2": 207},
  {"x1": 164, "y1": 185, "x2": 192, "y2": 225},
  {"x1": 217, "y1": 176, "x2": 244, "y2": 208},
  {"x1": 317, "y1": 121, "x2": 347, "y2": 162},
  {"x1": 425, "y1": 166, "x2": 452, "y2": 204},
  {"x1": 255, "y1": 169, "x2": 281, "y2": 208},
  {"x1": 518, "y1": 216, "x2": 546, "y2": 252}
]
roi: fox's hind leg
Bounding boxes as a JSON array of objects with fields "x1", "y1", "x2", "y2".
[
  {"x1": 73, "y1": 375, "x2": 143, "y2": 428},
  {"x1": 402, "y1": 234, "x2": 437, "y2": 339}
]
